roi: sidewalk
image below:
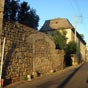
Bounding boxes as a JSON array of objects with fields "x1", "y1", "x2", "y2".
[{"x1": 4, "y1": 65, "x2": 82, "y2": 88}]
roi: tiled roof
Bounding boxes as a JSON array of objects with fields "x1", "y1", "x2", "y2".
[
  {"x1": 40, "y1": 18, "x2": 73, "y2": 31},
  {"x1": 40, "y1": 18, "x2": 86, "y2": 45}
]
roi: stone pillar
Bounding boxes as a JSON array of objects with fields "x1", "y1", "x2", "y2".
[
  {"x1": 0, "y1": 0, "x2": 5, "y2": 81},
  {"x1": 0, "y1": 0, "x2": 5, "y2": 62},
  {"x1": 0, "y1": 1, "x2": 5, "y2": 87}
]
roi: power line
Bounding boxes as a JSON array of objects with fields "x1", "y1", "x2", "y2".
[
  {"x1": 73, "y1": 0, "x2": 82, "y2": 15},
  {"x1": 68, "y1": 0, "x2": 77, "y2": 14},
  {"x1": 69, "y1": 0, "x2": 88, "y2": 44},
  {"x1": 69, "y1": 0, "x2": 82, "y2": 16}
]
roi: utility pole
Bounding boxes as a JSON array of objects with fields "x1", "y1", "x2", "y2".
[
  {"x1": 74, "y1": 16, "x2": 77, "y2": 42},
  {"x1": 74, "y1": 15, "x2": 82, "y2": 65},
  {"x1": 74, "y1": 16, "x2": 82, "y2": 42},
  {"x1": 0, "y1": 0, "x2": 5, "y2": 87}
]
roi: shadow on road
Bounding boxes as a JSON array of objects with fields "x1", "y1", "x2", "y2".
[{"x1": 57, "y1": 64, "x2": 84, "y2": 88}]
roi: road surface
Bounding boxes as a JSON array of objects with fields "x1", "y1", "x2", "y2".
[{"x1": 5, "y1": 63, "x2": 88, "y2": 88}]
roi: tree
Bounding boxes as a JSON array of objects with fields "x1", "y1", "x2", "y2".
[
  {"x1": 4, "y1": 0, "x2": 11, "y2": 22},
  {"x1": 4, "y1": 0, "x2": 19, "y2": 22},
  {"x1": 65, "y1": 41, "x2": 77, "y2": 55},
  {"x1": 53, "y1": 30, "x2": 67, "y2": 50},
  {"x1": 10, "y1": 0, "x2": 19, "y2": 21},
  {"x1": 25, "y1": 9, "x2": 39, "y2": 29},
  {"x1": 64, "y1": 41, "x2": 77, "y2": 66},
  {"x1": 18, "y1": 1, "x2": 39, "y2": 29},
  {"x1": 80, "y1": 34, "x2": 84, "y2": 39},
  {"x1": 18, "y1": 1, "x2": 30, "y2": 23},
  {"x1": 4, "y1": 0, "x2": 39, "y2": 29},
  {"x1": 29, "y1": 9, "x2": 39, "y2": 29}
]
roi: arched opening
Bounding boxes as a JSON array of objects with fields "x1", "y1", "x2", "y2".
[{"x1": 64, "y1": 55, "x2": 72, "y2": 67}]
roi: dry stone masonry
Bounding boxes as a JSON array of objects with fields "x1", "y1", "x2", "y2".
[
  {"x1": 1, "y1": 22, "x2": 64, "y2": 84},
  {"x1": 2, "y1": 22, "x2": 37, "y2": 80}
]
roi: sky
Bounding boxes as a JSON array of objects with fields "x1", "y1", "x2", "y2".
[{"x1": 21, "y1": 0, "x2": 88, "y2": 45}]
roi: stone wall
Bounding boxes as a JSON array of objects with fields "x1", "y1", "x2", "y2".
[
  {"x1": 2, "y1": 22, "x2": 64, "y2": 83},
  {"x1": 2, "y1": 22, "x2": 37, "y2": 80},
  {"x1": 27, "y1": 32, "x2": 64, "y2": 75}
]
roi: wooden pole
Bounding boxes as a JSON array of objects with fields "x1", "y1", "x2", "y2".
[{"x1": 74, "y1": 16, "x2": 76, "y2": 42}]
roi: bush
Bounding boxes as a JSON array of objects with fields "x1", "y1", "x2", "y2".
[
  {"x1": 54, "y1": 30, "x2": 67, "y2": 50},
  {"x1": 65, "y1": 41, "x2": 77, "y2": 55}
]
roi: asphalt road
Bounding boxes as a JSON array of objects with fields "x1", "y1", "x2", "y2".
[
  {"x1": 63, "y1": 63, "x2": 88, "y2": 88},
  {"x1": 5, "y1": 63, "x2": 87, "y2": 88}
]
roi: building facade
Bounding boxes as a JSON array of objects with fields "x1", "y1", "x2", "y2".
[
  {"x1": 40, "y1": 18, "x2": 75, "y2": 44},
  {"x1": 86, "y1": 46, "x2": 88, "y2": 62},
  {"x1": 40, "y1": 18, "x2": 86, "y2": 64},
  {"x1": 76, "y1": 33, "x2": 86, "y2": 63}
]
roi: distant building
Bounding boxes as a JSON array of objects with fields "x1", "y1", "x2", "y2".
[
  {"x1": 40, "y1": 18, "x2": 86, "y2": 63},
  {"x1": 86, "y1": 46, "x2": 88, "y2": 62},
  {"x1": 76, "y1": 32, "x2": 86, "y2": 62},
  {"x1": 40, "y1": 18, "x2": 75, "y2": 44}
]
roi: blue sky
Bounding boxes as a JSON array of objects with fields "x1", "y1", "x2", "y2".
[{"x1": 21, "y1": 0, "x2": 88, "y2": 45}]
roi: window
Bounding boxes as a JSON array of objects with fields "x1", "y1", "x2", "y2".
[{"x1": 55, "y1": 22, "x2": 58, "y2": 24}]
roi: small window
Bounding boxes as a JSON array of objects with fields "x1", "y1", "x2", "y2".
[{"x1": 55, "y1": 22, "x2": 58, "y2": 24}]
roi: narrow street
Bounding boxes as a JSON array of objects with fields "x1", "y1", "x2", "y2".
[
  {"x1": 0, "y1": 0, "x2": 88, "y2": 88},
  {"x1": 62, "y1": 62, "x2": 88, "y2": 88},
  {"x1": 5, "y1": 63, "x2": 88, "y2": 88}
]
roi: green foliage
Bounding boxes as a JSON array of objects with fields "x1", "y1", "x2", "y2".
[
  {"x1": 24, "y1": 76, "x2": 28, "y2": 80},
  {"x1": 80, "y1": 34, "x2": 84, "y2": 39},
  {"x1": 54, "y1": 30, "x2": 67, "y2": 50},
  {"x1": 65, "y1": 41, "x2": 77, "y2": 55},
  {"x1": 4, "y1": 0, "x2": 39, "y2": 29},
  {"x1": 64, "y1": 41, "x2": 77, "y2": 66},
  {"x1": 4, "y1": 0, "x2": 19, "y2": 22}
]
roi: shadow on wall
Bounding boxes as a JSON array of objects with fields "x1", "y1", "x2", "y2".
[
  {"x1": 64, "y1": 55, "x2": 72, "y2": 67},
  {"x1": 2, "y1": 42, "x2": 17, "y2": 86},
  {"x1": 64, "y1": 51, "x2": 83, "y2": 67},
  {"x1": 78, "y1": 52, "x2": 82, "y2": 64}
]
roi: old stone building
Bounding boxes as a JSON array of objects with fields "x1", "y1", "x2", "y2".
[
  {"x1": 76, "y1": 33, "x2": 86, "y2": 63},
  {"x1": 40, "y1": 18, "x2": 86, "y2": 65},
  {"x1": 40, "y1": 18, "x2": 75, "y2": 44},
  {"x1": 1, "y1": 22, "x2": 64, "y2": 84},
  {"x1": 86, "y1": 46, "x2": 88, "y2": 62}
]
